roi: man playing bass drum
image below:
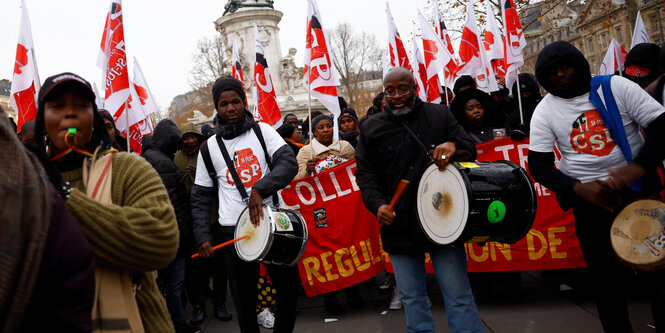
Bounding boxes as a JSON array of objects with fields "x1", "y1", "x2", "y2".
[{"x1": 355, "y1": 67, "x2": 484, "y2": 333}]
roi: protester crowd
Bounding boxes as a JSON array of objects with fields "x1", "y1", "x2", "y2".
[{"x1": 2, "y1": 41, "x2": 665, "y2": 333}]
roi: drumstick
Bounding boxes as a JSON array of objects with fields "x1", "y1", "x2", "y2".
[
  {"x1": 191, "y1": 234, "x2": 249, "y2": 259},
  {"x1": 388, "y1": 179, "x2": 411, "y2": 212}
]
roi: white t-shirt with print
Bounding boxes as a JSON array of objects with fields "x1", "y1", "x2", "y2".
[
  {"x1": 529, "y1": 76, "x2": 665, "y2": 183},
  {"x1": 195, "y1": 122, "x2": 287, "y2": 226}
]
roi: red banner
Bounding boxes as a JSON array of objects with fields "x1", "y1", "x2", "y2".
[
  {"x1": 281, "y1": 162, "x2": 385, "y2": 297},
  {"x1": 284, "y1": 138, "x2": 585, "y2": 296}
]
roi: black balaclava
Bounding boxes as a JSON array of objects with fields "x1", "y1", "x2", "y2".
[
  {"x1": 535, "y1": 41, "x2": 591, "y2": 99},
  {"x1": 623, "y1": 43, "x2": 662, "y2": 88}
]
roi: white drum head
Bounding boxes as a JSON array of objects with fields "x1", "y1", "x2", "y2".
[
  {"x1": 416, "y1": 164, "x2": 469, "y2": 245},
  {"x1": 235, "y1": 205, "x2": 274, "y2": 262}
]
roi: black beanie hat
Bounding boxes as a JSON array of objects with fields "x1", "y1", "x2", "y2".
[
  {"x1": 312, "y1": 114, "x2": 334, "y2": 130},
  {"x1": 338, "y1": 108, "x2": 359, "y2": 125},
  {"x1": 453, "y1": 75, "x2": 476, "y2": 95},
  {"x1": 212, "y1": 76, "x2": 246, "y2": 110},
  {"x1": 276, "y1": 123, "x2": 296, "y2": 138}
]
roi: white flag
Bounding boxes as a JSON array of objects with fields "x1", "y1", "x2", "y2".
[
  {"x1": 599, "y1": 38, "x2": 627, "y2": 75},
  {"x1": 132, "y1": 58, "x2": 159, "y2": 116},
  {"x1": 630, "y1": 11, "x2": 650, "y2": 49}
]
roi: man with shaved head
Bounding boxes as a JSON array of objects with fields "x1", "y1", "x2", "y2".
[{"x1": 355, "y1": 67, "x2": 483, "y2": 333}]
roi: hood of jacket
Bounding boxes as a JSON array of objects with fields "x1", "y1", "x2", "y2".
[
  {"x1": 535, "y1": 41, "x2": 591, "y2": 98},
  {"x1": 512, "y1": 73, "x2": 542, "y2": 100},
  {"x1": 147, "y1": 119, "x2": 182, "y2": 157}
]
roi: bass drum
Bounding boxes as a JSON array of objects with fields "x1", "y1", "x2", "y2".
[
  {"x1": 611, "y1": 200, "x2": 665, "y2": 271},
  {"x1": 234, "y1": 205, "x2": 308, "y2": 266},
  {"x1": 416, "y1": 161, "x2": 536, "y2": 245}
]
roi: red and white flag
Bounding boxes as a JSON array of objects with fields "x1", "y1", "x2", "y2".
[
  {"x1": 10, "y1": 0, "x2": 40, "y2": 133},
  {"x1": 303, "y1": 0, "x2": 341, "y2": 136},
  {"x1": 253, "y1": 24, "x2": 282, "y2": 128},
  {"x1": 382, "y1": 49, "x2": 391, "y2": 79},
  {"x1": 231, "y1": 37, "x2": 249, "y2": 108},
  {"x1": 501, "y1": 0, "x2": 526, "y2": 92},
  {"x1": 417, "y1": 9, "x2": 452, "y2": 82},
  {"x1": 413, "y1": 39, "x2": 442, "y2": 103},
  {"x1": 132, "y1": 58, "x2": 159, "y2": 118},
  {"x1": 459, "y1": 0, "x2": 498, "y2": 93},
  {"x1": 457, "y1": 0, "x2": 484, "y2": 78},
  {"x1": 386, "y1": 2, "x2": 412, "y2": 71},
  {"x1": 484, "y1": 2, "x2": 506, "y2": 78},
  {"x1": 599, "y1": 38, "x2": 627, "y2": 75},
  {"x1": 97, "y1": 0, "x2": 130, "y2": 132},
  {"x1": 432, "y1": 0, "x2": 458, "y2": 87}
]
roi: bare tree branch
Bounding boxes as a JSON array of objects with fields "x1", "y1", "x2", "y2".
[{"x1": 189, "y1": 35, "x2": 229, "y2": 91}]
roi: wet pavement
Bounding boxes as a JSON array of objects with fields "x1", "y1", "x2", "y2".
[{"x1": 189, "y1": 269, "x2": 657, "y2": 332}]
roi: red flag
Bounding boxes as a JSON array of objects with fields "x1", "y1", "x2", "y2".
[
  {"x1": 599, "y1": 38, "x2": 627, "y2": 75},
  {"x1": 253, "y1": 25, "x2": 282, "y2": 127},
  {"x1": 386, "y1": 3, "x2": 412, "y2": 71},
  {"x1": 231, "y1": 37, "x2": 249, "y2": 108},
  {"x1": 501, "y1": 0, "x2": 526, "y2": 92},
  {"x1": 97, "y1": 0, "x2": 130, "y2": 132},
  {"x1": 10, "y1": 0, "x2": 40, "y2": 133},
  {"x1": 303, "y1": 0, "x2": 341, "y2": 136},
  {"x1": 457, "y1": 1, "x2": 483, "y2": 78},
  {"x1": 432, "y1": 0, "x2": 458, "y2": 87},
  {"x1": 413, "y1": 41, "x2": 442, "y2": 104},
  {"x1": 484, "y1": 2, "x2": 505, "y2": 78}
]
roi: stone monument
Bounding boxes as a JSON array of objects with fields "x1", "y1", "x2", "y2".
[{"x1": 215, "y1": 0, "x2": 326, "y2": 120}]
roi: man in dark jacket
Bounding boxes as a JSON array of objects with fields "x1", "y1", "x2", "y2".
[
  {"x1": 190, "y1": 76, "x2": 299, "y2": 333},
  {"x1": 528, "y1": 41, "x2": 665, "y2": 332},
  {"x1": 143, "y1": 119, "x2": 198, "y2": 333},
  {"x1": 355, "y1": 67, "x2": 483, "y2": 333}
]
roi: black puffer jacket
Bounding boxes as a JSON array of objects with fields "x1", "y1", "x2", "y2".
[
  {"x1": 355, "y1": 97, "x2": 477, "y2": 254},
  {"x1": 143, "y1": 119, "x2": 191, "y2": 253}
]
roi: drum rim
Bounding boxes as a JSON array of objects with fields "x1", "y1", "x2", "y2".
[
  {"x1": 277, "y1": 208, "x2": 309, "y2": 267},
  {"x1": 234, "y1": 205, "x2": 276, "y2": 262},
  {"x1": 416, "y1": 163, "x2": 469, "y2": 245}
]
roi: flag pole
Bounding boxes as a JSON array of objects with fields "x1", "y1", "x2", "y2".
[
  {"x1": 442, "y1": 71, "x2": 450, "y2": 105},
  {"x1": 614, "y1": 43, "x2": 623, "y2": 77},
  {"x1": 514, "y1": 69, "x2": 524, "y2": 124},
  {"x1": 124, "y1": 100, "x2": 130, "y2": 152}
]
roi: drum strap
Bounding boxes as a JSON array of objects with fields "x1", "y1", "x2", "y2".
[
  {"x1": 207, "y1": 126, "x2": 279, "y2": 206},
  {"x1": 399, "y1": 121, "x2": 435, "y2": 164},
  {"x1": 200, "y1": 141, "x2": 218, "y2": 191}
]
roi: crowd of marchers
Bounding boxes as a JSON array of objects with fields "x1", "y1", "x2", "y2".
[{"x1": 1, "y1": 41, "x2": 665, "y2": 333}]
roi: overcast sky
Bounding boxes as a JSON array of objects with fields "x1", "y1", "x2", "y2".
[{"x1": 0, "y1": 0, "x2": 461, "y2": 112}]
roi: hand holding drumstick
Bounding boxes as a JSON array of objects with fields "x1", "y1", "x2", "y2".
[
  {"x1": 192, "y1": 234, "x2": 250, "y2": 259},
  {"x1": 377, "y1": 180, "x2": 410, "y2": 226}
]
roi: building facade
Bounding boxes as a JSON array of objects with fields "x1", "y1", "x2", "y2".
[{"x1": 522, "y1": 0, "x2": 664, "y2": 75}]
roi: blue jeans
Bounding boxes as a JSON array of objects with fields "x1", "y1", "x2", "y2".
[
  {"x1": 390, "y1": 245, "x2": 483, "y2": 333},
  {"x1": 158, "y1": 254, "x2": 187, "y2": 331}
]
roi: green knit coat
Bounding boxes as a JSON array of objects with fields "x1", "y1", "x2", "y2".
[{"x1": 62, "y1": 152, "x2": 178, "y2": 333}]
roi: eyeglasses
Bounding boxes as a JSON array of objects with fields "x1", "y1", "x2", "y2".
[{"x1": 384, "y1": 85, "x2": 413, "y2": 98}]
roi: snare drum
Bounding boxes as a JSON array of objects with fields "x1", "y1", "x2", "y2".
[
  {"x1": 611, "y1": 200, "x2": 665, "y2": 271},
  {"x1": 416, "y1": 161, "x2": 536, "y2": 245},
  {"x1": 234, "y1": 205, "x2": 308, "y2": 266}
]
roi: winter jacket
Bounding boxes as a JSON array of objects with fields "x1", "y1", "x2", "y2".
[
  {"x1": 355, "y1": 97, "x2": 476, "y2": 254},
  {"x1": 143, "y1": 119, "x2": 193, "y2": 254},
  {"x1": 295, "y1": 139, "x2": 355, "y2": 180}
]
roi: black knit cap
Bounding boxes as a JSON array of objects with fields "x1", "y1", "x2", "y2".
[
  {"x1": 338, "y1": 108, "x2": 359, "y2": 125},
  {"x1": 623, "y1": 43, "x2": 661, "y2": 86},
  {"x1": 312, "y1": 114, "x2": 334, "y2": 130},
  {"x1": 276, "y1": 123, "x2": 296, "y2": 139},
  {"x1": 212, "y1": 76, "x2": 246, "y2": 110}
]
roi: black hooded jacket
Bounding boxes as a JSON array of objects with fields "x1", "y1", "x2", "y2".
[
  {"x1": 142, "y1": 119, "x2": 192, "y2": 253},
  {"x1": 355, "y1": 97, "x2": 477, "y2": 254}
]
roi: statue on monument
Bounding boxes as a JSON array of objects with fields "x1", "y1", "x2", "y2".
[
  {"x1": 280, "y1": 48, "x2": 303, "y2": 93},
  {"x1": 223, "y1": 0, "x2": 275, "y2": 16}
]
